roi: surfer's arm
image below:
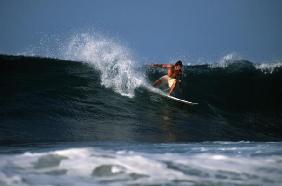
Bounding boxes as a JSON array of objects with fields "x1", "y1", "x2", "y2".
[
  {"x1": 150, "y1": 64, "x2": 173, "y2": 68},
  {"x1": 177, "y1": 70, "x2": 183, "y2": 83}
]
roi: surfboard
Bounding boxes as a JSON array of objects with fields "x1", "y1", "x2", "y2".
[
  {"x1": 165, "y1": 94, "x2": 198, "y2": 105},
  {"x1": 155, "y1": 88, "x2": 198, "y2": 105}
]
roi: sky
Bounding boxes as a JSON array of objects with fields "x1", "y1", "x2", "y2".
[{"x1": 0, "y1": 0, "x2": 281, "y2": 63}]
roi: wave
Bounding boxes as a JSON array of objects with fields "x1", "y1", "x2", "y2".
[{"x1": 0, "y1": 53, "x2": 282, "y2": 144}]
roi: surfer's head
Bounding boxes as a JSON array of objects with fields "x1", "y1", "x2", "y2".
[
  {"x1": 174, "y1": 60, "x2": 183, "y2": 71},
  {"x1": 175, "y1": 60, "x2": 183, "y2": 67}
]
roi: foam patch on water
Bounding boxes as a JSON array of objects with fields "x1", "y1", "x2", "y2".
[
  {"x1": 255, "y1": 62, "x2": 282, "y2": 73},
  {"x1": 0, "y1": 143, "x2": 282, "y2": 186},
  {"x1": 63, "y1": 33, "x2": 146, "y2": 98}
]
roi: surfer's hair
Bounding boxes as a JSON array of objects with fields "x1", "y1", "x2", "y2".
[{"x1": 175, "y1": 60, "x2": 183, "y2": 66}]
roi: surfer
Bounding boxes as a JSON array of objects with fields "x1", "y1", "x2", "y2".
[{"x1": 151, "y1": 60, "x2": 183, "y2": 95}]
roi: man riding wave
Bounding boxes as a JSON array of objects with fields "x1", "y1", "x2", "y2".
[{"x1": 150, "y1": 60, "x2": 183, "y2": 95}]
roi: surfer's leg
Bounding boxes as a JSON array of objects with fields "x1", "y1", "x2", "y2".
[
  {"x1": 153, "y1": 79, "x2": 162, "y2": 87},
  {"x1": 153, "y1": 75, "x2": 168, "y2": 87}
]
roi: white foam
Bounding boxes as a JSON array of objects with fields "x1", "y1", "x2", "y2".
[
  {"x1": 1, "y1": 144, "x2": 282, "y2": 186},
  {"x1": 255, "y1": 62, "x2": 282, "y2": 73},
  {"x1": 63, "y1": 33, "x2": 146, "y2": 98},
  {"x1": 0, "y1": 148, "x2": 187, "y2": 185}
]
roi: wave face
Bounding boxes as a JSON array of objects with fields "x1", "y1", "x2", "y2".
[{"x1": 0, "y1": 54, "x2": 282, "y2": 144}]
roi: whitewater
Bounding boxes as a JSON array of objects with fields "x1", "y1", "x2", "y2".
[{"x1": 0, "y1": 142, "x2": 282, "y2": 186}]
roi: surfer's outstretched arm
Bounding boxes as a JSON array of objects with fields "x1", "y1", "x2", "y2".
[{"x1": 150, "y1": 64, "x2": 173, "y2": 68}]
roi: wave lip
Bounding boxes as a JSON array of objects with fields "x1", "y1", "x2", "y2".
[{"x1": 63, "y1": 33, "x2": 146, "y2": 98}]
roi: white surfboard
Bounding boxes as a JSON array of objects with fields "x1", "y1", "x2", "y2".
[
  {"x1": 150, "y1": 87, "x2": 198, "y2": 105},
  {"x1": 160, "y1": 92, "x2": 198, "y2": 105},
  {"x1": 165, "y1": 94, "x2": 198, "y2": 105}
]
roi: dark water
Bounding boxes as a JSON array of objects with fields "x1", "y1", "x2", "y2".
[
  {"x1": 1, "y1": 54, "x2": 282, "y2": 186},
  {"x1": 1, "y1": 54, "x2": 282, "y2": 145}
]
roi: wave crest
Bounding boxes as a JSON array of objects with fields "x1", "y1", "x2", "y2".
[{"x1": 64, "y1": 33, "x2": 144, "y2": 97}]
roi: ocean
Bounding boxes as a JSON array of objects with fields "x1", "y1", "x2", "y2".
[{"x1": 0, "y1": 35, "x2": 282, "y2": 185}]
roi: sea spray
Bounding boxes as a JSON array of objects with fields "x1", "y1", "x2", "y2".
[{"x1": 64, "y1": 33, "x2": 145, "y2": 98}]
